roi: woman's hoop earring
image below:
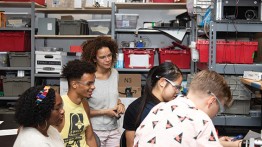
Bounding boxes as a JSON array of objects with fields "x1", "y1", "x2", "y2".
[{"x1": 38, "y1": 120, "x2": 48, "y2": 131}]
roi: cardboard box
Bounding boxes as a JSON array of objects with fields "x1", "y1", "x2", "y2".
[
  {"x1": 118, "y1": 74, "x2": 141, "y2": 98},
  {"x1": 50, "y1": 86, "x2": 60, "y2": 94}
]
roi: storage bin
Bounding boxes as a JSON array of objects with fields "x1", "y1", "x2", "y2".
[
  {"x1": 9, "y1": 52, "x2": 31, "y2": 67},
  {"x1": 0, "y1": 31, "x2": 30, "y2": 51},
  {"x1": 5, "y1": 13, "x2": 31, "y2": 28},
  {"x1": 115, "y1": 14, "x2": 139, "y2": 29},
  {"x1": 7, "y1": 0, "x2": 45, "y2": 5},
  {"x1": 87, "y1": 19, "x2": 111, "y2": 35},
  {"x1": 70, "y1": 46, "x2": 82, "y2": 52},
  {"x1": 158, "y1": 48, "x2": 191, "y2": 69},
  {"x1": 196, "y1": 40, "x2": 258, "y2": 64},
  {"x1": 123, "y1": 48, "x2": 155, "y2": 69},
  {"x1": 38, "y1": 18, "x2": 58, "y2": 35},
  {"x1": 0, "y1": 52, "x2": 8, "y2": 67},
  {"x1": 223, "y1": 99, "x2": 250, "y2": 115},
  {"x1": 3, "y1": 76, "x2": 31, "y2": 97},
  {"x1": 59, "y1": 20, "x2": 87, "y2": 35}
]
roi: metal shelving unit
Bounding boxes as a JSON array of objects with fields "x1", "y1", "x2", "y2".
[
  {"x1": 34, "y1": 6, "x2": 112, "y2": 87},
  {"x1": 205, "y1": 21, "x2": 262, "y2": 127},
  {"x1": 0, "y1": 2, "x2": 39, "y2": 100},
  {"x1": 35, "y1": 35, "x2": 111, "y2": 38},
  {"x1": 0, "y1": 97, "x2": 19, "y2": 100},
  {"x1": 114, "y1": 3, "x2": 186, "y2": 9},
  {"x1": 0, "y1": 67, "x2": 32, "y2": 70},
  {"x1": 208, "y1": 21, "x2": 262, "y2": 74},
  {"x1": 35, "y1": 7, "x2": 111, "y2": 14},
  {"x1": 111, "y1": 2, "x2": 192, "y2": 73},
  {"x1": 213, "y1": 115, "x2": 261, "y2": 127},
  {"x1": 34, "y1": 73, "x2": 61, "y2": 78},
  {"x1": 0, "y1": 27, "x2": 32, "y2": 31}
]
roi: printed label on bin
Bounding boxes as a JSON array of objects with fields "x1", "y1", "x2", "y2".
[
  {"x1": 122, "y1": 20, "x2": 130, "y2": 27},
  {"x1": 47, "y1": 23, "x2": 53, "y2": 30},
  {"x1": 130, "y1": 54, "x2": 149, "y2": 67}
]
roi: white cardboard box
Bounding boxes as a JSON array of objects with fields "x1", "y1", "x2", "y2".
[{"x1": 243, "y1": 71, "x2": 262, "y2": 81}]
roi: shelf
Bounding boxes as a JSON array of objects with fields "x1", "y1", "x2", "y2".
[
  {"x1": 241, "y1": 78, "x2": 262, "y2": 90},
  {"x1": 0, "y1": 67, "x2": 31, "y2": 70},
  {"x1": 35, "y1": 35, "x2": 111, "y2": 38},
  {"x1": 0, "y1": 2, "x2": 45, "y2": 8},
  {"x1": 35, "y1": 7, "x2": 111, "y2": 14},
  {"x1": 211, "y1": 64, "x2": 262, "y2": 74},
  {"x1": 211, "y1": 21, "x2": 262, "y2": 33},
  {"x1": 0, "y1": 97, "x2": 18, "y2": 100},
  {"x1": 115, "y1": 29, "x2": 161, "y2": 33},
  {"x1": 34, "y1": 73, "x2": 61, "y2": 78},
  {"x1": 115, "y1": 3, "x2": 186, "y2": 10},
  {"x1": 212, "y1": 115, "x2": 261, "y2": 127},
  {"x1": 0, "y1": 27, "x2": 32, "y2": 31}
]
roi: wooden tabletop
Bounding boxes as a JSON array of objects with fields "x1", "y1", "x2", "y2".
[{"x1": 240, "y1": 78, "x2": 262, "y2": 90}]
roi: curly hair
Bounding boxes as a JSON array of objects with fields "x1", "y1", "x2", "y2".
[
  {"x1": 15, "y1": 86, "x2": 56, "y2": 127},
  {"x1": 62, "y1": 59, "x2": 96, "y2": 82},
  {"x1": 81, "y1": 36, "x2": 118, "y2": 65}
]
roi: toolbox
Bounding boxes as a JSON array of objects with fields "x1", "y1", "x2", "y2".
[
  {"x1": 3, "y1": 76, "x2": 31, "y2": 97},
  {"x1": 196, "y1": 40, "x2": 258, "y2": 64},
  {"x1": 7, "y1": 0, "x2": 45, "y2": 5},
  {"x1": 159, "y1": 42, "x2": 191, "y2": 69},
  {"x1": 0, "y1": 31, "x2": 30, "y2": 51},
  {"x1": 59, "y1": 20, "x2": 88, "y2": 35},
  {"x1": 38, "y1": 18, "x2": 58, "y2": 35},
  {"x1": 122, "y1": 48, "x2": 155, "y2": 69},
  {"x1": 9, "y1": 52, "x2": 31, "y2": 67}
]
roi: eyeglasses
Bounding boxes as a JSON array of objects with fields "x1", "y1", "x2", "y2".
[
  {"x1": 209, "y1": 92, "x2": 225, "y2": 113},
  {"x1": 164, "y1": 78, "x2": 182, "y2": 91},
  {"x1": 97, "y1": 53, "x2": 112, "y2": 60},
  {"x1": 77, "y1": 81, "x2": 95, "y2": 87}
]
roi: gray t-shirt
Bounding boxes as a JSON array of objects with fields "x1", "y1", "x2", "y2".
[{"x1": 88, "y1": 68, "x2": 119, "y2": 130}]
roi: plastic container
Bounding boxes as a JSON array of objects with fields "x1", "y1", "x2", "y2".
[
  {"x1": 0, "y1": 31, "x2": 31, "y2": 52},
  {"x1": 8, "y1": 0, "x2": 45, "y2": 5},
  {"x1": 5, "y1": 13, "x2": 31, "y2": 28},
  {"x1": 3, "y1": 76, "x2": 31, "y2": 97},
  {"x1": 115, "y1": 53, "x2": 124, "y2": 68},
  {"x1": 123, "y1": 48, "x2": 155, "y2": 69},
  {"x1": 158, "y1": 48, "x2": 191, "y2": 69},
  {"x1": 115, "y1": 14, "x2": 139, "y2": 29},
  {"x1": 59, "y1": 20, "x2": 87, "y2": 35},
  {"x1": 70, "y1": 46, "x2": 82, "y2": 52},
  {"x1": 87, "y1": 19, "x2": 111, "y2": 35},
  {"x1": 223, "y1": 99, "x2": 250, "y2": 115},
  {"x1": 196, "y1": 40, "x2": 258, "y2": 64},
  {"x1": 9, "y1": 52, "x2": 31, "y2": 67},
  {"x1": 38, "y1": 18, "x2": 58, "y2": 35},
  {"x1": 0, "y1": 52, "x2": 8, "y2": 67}
]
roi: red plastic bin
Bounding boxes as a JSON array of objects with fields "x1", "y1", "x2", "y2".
[
  {"x1": 0, "y1": 31, "x2": 31, "y2": 52},
  {"x1": 158, "y1": 48, "x2": 191, "y2": 69},
  {"x1": 7, "y1": 0, "x2": 45, "y2": 5},
  {"x1": 122, "y1": 48, "x2": 155, "y2": 69},
  {"x1": 196, "y1": 40, "x2": 258, "y2": 64}
]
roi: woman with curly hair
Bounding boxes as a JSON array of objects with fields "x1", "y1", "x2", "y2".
[
  {"x1": 13, "y1": 86, "x2": 64, "y2": 147},
  {"x1": 60, "y1": 59, "x2": 98, "y2": 147},
  {"x1": 82, "y1": 36, "x2": 125, "y2": 147}
]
